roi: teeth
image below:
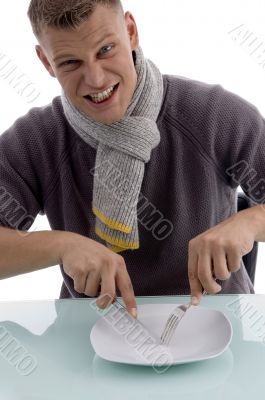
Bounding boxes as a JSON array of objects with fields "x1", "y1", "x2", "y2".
[{"x1": 89, "y1": 85, "x2": 115, "y2": 103}]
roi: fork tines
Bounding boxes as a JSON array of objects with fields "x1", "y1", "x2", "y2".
[{"x1": 160, "y1": 304, "x2": 190, "y2": 345}]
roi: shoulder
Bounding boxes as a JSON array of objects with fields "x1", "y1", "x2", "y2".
[
  {"x1": 160, "y1": 74, "x2": 261, "y2": 131},
  {"x1": 159, "y1": 75, "x2": 265, "y2": 180},
  {"x1": 1, "y1": 96, "x2": 73, "y2": 146},
  {"x1": 0, "y1": 96, "x2": 77, "y2": 162}
]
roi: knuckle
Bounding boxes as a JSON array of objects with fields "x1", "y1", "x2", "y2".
[
  {"x1": 199, "y1": 235, "x2": 213, "y2": 248},
  {"x1": 74, "y1": 282, "x2": 84, "y2": 293},
  {"x1": 200, "y1": 235, "x2": 210, "y2": 246},
  {"x1": 88, "y1": 258, "x2": 100, "y2": 271},
  {"x1": 241, "y1": 241, "x2": 253, "y2": 255},
  {"x1": 198, "y1": 269, "x2": 209, "y2": 281},
  {"x1": 188, "y1": 270, "x2": 196, "y2": 280},
  {"x1": 116, "y1": 255, "x2": 126, "y2": 268},
  {"x1": 215, "y1": 270, "x2": 231, "y2": 280},
  {"x1": 72, "y1": 270, "x2": 87, "y2": 294},
  {"x1": 101, "y1": 257, "x2": 114, "y2": 272},
  {"x1": 227, "y1": 251, "x2": 241, "y2": 272},
  {"x1": 100, "y1": 254, "x2": 110, "y2": 265},
  {"x1": 72, "y1": 263, "x2": 87, "y2": 275},
  {"x1": 122, "y1": 280, "x2": 133, "y2": 292},
  {"x1": 211, "y1": 238, "x2": 225, "y2": 251},
  {"x1": 227, "y1": 242, "x2": 238, "y2": 251},
  {"x1": 229, "y1": 264, "x2": 241, "y2": 272},
  {"x1": 206, "y1": 286, "x2": 220, "y2": 294},
  {"x1": 70, "y1": 268, "x2": 83, "y2": 280},
  {"x1": 189, "y1": 236, "x2": 202, "y2": 251},
  {"x1": 196, "y1": 237, "x2": 214, "y2": 254}
]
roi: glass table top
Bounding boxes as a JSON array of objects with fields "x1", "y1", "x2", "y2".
[{"x1": 0, "y1": 294, "x2": 265, "y2": 399}]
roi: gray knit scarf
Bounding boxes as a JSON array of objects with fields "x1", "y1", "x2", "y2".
[{"x1": 61, "y1": 47, "x2": 163, "y2": 252}]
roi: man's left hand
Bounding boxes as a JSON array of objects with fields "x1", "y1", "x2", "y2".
[{"x1": 188, "y1": 204, "x2": 264, "y2": 304}]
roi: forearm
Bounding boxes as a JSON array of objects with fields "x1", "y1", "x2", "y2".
[{"x1": 0, "y1": 227, "x2": 69, "y2": 279}]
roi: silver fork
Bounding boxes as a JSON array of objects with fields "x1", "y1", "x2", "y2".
[{"x1": 160, "y1": 291, "x2": 206, "y2": 346}]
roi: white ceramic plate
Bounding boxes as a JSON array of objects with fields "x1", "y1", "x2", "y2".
[{"x1": 90, "y1": 303, "x2": 233, "y2": 366}]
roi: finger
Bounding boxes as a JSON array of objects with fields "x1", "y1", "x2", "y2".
[
  {"x1": 212, "y1": 249, "x2": 231, "y2": 280},
  {"x1": 73, "y1": 270, "x2": 88, "y2": 294},
  {"x1": 188, "y1": 244, "x2": 203, "y2": 304},
  {"x1": 197, "y1": 251, "x2": 221, "y2": 294},
  {"x1": 115, "y1": 260, "x2": 137, "y2": 318},
  {"x1": 226, "y1": 249, "x2": 241, "y2": 273},
  {"x1": 84, "y1": 271, "x2": 101, "y2": 297},
  {"x1": 191, "y1": 290, "x2": 204, "y2": 305},
  {"x1": 96, "y1": 265, "x2": 116, "y2": 309}
]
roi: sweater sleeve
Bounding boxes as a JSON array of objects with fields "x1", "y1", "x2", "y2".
[
  {"x1": 0, "y1": 97, "x2": 70, "y2": 231},
  {"x1": 169, "y1": 76, "x2": 265, "y2": 204},
  {"x1": 208, "y1": 87, "x2": 265, "y2": 204},
  {"x1": 0, "y1": 120, "x2": 43, "y2": 230}
]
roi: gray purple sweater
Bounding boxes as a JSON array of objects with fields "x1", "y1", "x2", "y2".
[{"x1": 1, "y1": 74, "x2": 264, "y2": 297}]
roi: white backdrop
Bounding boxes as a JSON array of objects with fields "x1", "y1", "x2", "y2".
[{"x1": 0, "y1": 0, "x2": 264, "y2": 299}]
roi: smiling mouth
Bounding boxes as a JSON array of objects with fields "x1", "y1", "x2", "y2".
[{"x1": 84, "y1": 83, "x2": 119, "y2": 104}]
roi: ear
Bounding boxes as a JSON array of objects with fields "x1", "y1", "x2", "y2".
[
  {"x1": 35, "y1": 45, "x2": 56, "y2": 78},
  {"x1": 124, "y1": 12, "x2": 139, "y2": 50}
]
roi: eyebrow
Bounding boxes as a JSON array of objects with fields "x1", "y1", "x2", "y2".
[
  {"x1": 53, "y1": 54, "x2": 77, "y2": 64},
  {"x1": 53, "y1": 33, "x2": 115, "y2": 64}
]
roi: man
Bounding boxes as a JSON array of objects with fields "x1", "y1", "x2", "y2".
[{"x1": 0, "y1": 0, "x2": 264, "y2": 316}]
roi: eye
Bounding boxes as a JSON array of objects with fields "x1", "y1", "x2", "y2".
[
  {"x1": 62, "y1": 60, "x2": 79, "y2": 66},
  {"x1": 59, "y1": 59, "x2": 81, "y2": 72},
  {"x1": 99, "y1": 44, "x2": 113, "y2": 55}
]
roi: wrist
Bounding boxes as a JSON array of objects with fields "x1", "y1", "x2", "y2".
[
  {"x1": 55, "y1": 230, "x2": 78, "y2": 264},
  {"x1": 244, "y1": 204, "x2": 265, "y2": 242}
]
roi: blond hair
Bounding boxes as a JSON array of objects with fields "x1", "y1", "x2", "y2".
[{"x1": 27, "y1": 0, "x2": 123, "y2": 37}]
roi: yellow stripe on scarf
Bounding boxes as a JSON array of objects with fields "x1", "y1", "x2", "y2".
[
  {"x1": 93, "y1": 207, "x2": 133, "y2": 234},
  {"x1": 95, "y1": 227, "x2": 139, "y2": 250}
]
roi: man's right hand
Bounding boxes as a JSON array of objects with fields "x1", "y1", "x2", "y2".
[{"x1": 59, "y1": 232, "x2": 137, "y2": 317}]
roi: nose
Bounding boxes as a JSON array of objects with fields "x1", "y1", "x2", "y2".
[{"x1": 82, "y1": 60, "x2": 106, "y2": 90}]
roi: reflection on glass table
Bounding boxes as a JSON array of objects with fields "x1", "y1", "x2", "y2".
[{"x1": 0, "y1": 295, "x2": 264, "y2": 399}]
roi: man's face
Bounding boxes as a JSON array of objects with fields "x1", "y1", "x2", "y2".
[{"x1": 36, "y1": 5, "x2": 139, "y2": 124}]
